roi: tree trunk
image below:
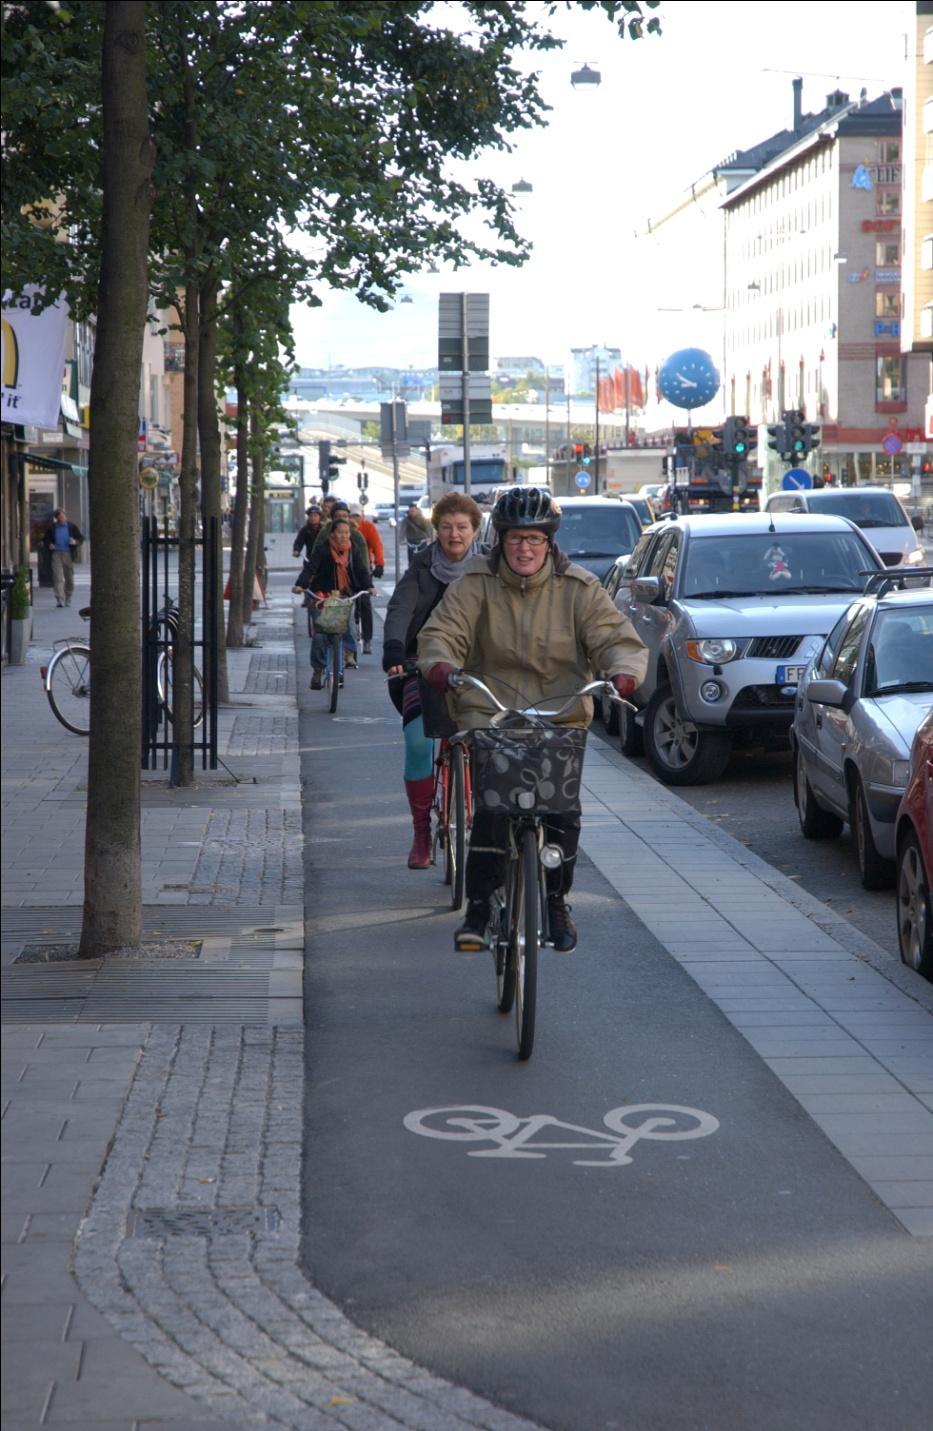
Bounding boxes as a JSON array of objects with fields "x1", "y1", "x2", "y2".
[
  {"x1": 225, "y1": 315, "x2": 249, "y2": 648},
  {"x1": 79, "y1": 0, "x2": 152, "y2": 957},
  {"x1": 241, "y1": 406, "x2": 263, "y2": 630},
  {"x1": 197, "y1": 276, "x2": 229, "y2": 702},
  {"x1": 172, "y1": 59, "x2": 199, "y2": 787}
]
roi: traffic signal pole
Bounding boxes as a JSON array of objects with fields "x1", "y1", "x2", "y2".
[{"x1": 461, "y1": 292, "x2": 471, "y2": 495}]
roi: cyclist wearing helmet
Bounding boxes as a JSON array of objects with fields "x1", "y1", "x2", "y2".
[{"x1": 418, "y1": 486, "x2": 647, "y2": 952}]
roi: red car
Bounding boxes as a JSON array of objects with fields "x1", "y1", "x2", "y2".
[{"x1": 895, "y1": 710, "x2": 933, "y2": 980}]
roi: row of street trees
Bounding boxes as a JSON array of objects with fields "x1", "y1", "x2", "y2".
[{"x1": 1, "y1": 0, "x2": 661, "y2": 956}]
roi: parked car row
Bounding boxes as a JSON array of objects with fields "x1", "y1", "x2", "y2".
[{"x1": 594, "y1": 505, "x2": 932, "y2": 980}]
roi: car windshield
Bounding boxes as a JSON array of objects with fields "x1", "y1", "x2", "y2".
[
  {"x1": 559, "y1": 506, "x2": 641, "y2": 556},
  {"x1": 805, "y1": 491, "x2": 908, "y2": 529},
  {"x1": 865, "y1": 608, "x2": 933, "y2": 695},
  {"x1": 682, "y1": 531, "x2": 878, "y2": 598}
]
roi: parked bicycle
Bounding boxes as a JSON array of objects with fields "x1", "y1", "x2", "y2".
[
  {"x1": 447, "y1": 672, "x2": 627, "y2": 1061},
  {"x1": 305, "y1": 590, "x2": 368, "y2": 713},
  {"x1": 42, "y1": 602, "x2": 203, "y2": 735}
]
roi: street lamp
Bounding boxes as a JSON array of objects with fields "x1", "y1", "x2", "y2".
[
  {"x1": 570, "y1": 62, "x2": 601, "y2": 87},
  {"x1": 511, "y1": 178, "x2": 533, "y2": 195}
]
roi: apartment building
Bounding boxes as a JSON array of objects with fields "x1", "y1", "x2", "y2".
[{"x1": 723, "y1": 89, "x2": 927, "y2": 485}]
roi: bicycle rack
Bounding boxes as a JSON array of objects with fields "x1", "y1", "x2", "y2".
[{"x1": 141, "y1": 516, "x2": 219, "y2": 774}]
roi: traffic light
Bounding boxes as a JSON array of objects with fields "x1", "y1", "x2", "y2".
[
  {"x1": 803, "y1": 423, "x2": 821, "y2": 455},
  {"x1": 582, "y1": 443, "x2": 592, "y2": 466},
  {"x1": 767, "y1": 421, "x2": 789, "y2": 459},
  {"x1": 723, "y1": 415, "x2": 754, "y2": 459},
  {"x1": 318, "y1": 439, "x2": 332, "y2": 494},
  {"x1": 327, "y1": 452, "x2": 344, "y2": 486},
  {"x1": 785, "y1": 410, "x2": 808, "y2": 459}
]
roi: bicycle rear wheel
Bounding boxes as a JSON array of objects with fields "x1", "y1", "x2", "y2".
[
  {"x1": 513, "y1": 827, "x2": 539, "y2": 1060},
  {"x1": 46, "y1": 643, "x2": 92, "y2": 735},
  {"x1": 445, "y1": 743, "x2": 467, "y2": 911},
  {"x1": 328, "y1": 635, "x2": 340, "y2": 713}
]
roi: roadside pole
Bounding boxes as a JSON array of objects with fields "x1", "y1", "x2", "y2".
[
  {"x1": 391, "y1": 402, "x2": 401, "y2": 578},
  {"x1": 461, "y1": 292, "x2": 471, "y2": 496}
]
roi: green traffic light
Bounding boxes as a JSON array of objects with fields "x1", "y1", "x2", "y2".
[{"x1": 735, "y1": 441, "x2": 746, "y2": 454}]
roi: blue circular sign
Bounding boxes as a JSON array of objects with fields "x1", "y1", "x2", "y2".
[
  {"x1": 575, "y1": 470, "x2": 591, "y2": 490},
  {"x1": 657, "y1": 348, "x2": 720, "y2": 411},
  {"x1": 782, "y1": 468, "x2": 813, "y2": 490}
]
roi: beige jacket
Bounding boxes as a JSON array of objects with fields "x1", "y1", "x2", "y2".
[{"x1": 416, "y1": 547, "x2": 648, "y2": 730}]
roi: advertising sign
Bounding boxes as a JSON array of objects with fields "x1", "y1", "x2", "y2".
[{"x1": 1, "y1": 287, "x2": 69, "y2": 428}]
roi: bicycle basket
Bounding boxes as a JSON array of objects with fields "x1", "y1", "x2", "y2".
[
  {"x1": 471, "y1": 724, "x2": 586, "y2": 815},
  {"x1": 312, "y1": 596, "x2": 353, "y2": 635}
]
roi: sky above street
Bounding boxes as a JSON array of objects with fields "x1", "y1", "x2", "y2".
[{"x1": 290, "y1": 0, "x2": 911, "y2": 375}]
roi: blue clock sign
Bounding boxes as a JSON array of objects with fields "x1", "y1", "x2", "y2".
[{"x1": 658, "y1": 348, "x2": 721, "y2": 411}]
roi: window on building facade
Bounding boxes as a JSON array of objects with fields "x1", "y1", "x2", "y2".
[
  {"x1": 881, "y1": 141, "x2": 900, "y2": 164},
  {"x1": 922, "y1": 304, "x2": 933, "y2": 341},
  {"x1": 875, "y1": 355, "x2": 905, "y2": 403},
  {"x1": 875, "y1": 241, "x2": 900, "y2": 267},
  {"x1": 875, "y1": 291, "x2": 900, "y2": 318},
  {"x1": 922, "y1": 235, "x2": 933, "y2": 271},
  {"x1": 877, "y1": 189, "x2": 900, "y2": 216}
]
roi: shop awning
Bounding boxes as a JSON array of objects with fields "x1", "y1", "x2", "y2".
[{"x1": 14, "y1": 452, "x2": 86, "y2": 476}]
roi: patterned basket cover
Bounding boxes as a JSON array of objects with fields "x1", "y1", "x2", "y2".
[{"x1": 471, "y1": 724, "x2": 586, "y2": 815}]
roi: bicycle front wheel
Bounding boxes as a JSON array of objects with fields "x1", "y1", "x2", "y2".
[
  {"x1": 446, "y1": 744, "x2": 467, "y2": 911},
  {"x1": 328, "y1": 635, "x2": 340, "y2": 713},
  {"x1": 513, "y1": 827, "x2": 539, "y2": 1060},
  {"x1": 46, "y1": 643, "x2": 92, "y2": 735},
  {"x1": 156, "y1": 651, "x2": 205, "y2": 728}
]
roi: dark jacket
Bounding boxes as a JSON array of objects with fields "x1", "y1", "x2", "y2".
[
  {"x1": 292, "y1": 522, "x2": 323, "y2": 561},
  {"x1": 382, "y1": 540, "x2": 488, "y2": 727},
  {"x1": 294, "y1": 540, "x2": 371, "y2": 597},
  {"x1": 44, "y1": 520, "x2": 83, "y2": 550}
]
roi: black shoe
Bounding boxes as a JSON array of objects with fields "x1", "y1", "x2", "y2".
[
  {"x1": 548, "y1": 898, "x2": 577, "y2": 953},
  {"x1": 338, "y1": 674, "x2": 345, "y2": 688},
  {"x1": 310, "y1": 669, "x2": 323, "y2": 690},
  {"x1": 455, "y1": 898, "x2": 490, "y2": 952},
  {"x1": 363, "y1": 640, "x2": 372, "y2": 654}
]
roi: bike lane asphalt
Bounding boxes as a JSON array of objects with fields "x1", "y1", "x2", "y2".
[{"x1": 299, "y1": 633, "x2": 933, "y2": 1431}]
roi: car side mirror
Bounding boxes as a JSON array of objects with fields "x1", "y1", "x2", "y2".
[
  {"x1": 632, "y1": 575, "x2": 663, "y2": 604},
  {"x1": 911, "y1": 514, "x2": 924, "y2": 532},
  {"x1": 806, "y1": 678, "x2": 848, "y2": 708}
]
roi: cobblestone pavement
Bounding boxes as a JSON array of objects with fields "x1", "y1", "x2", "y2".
[{"x1": 2, "y1": 546, "x2": 546, "y2": 1429}]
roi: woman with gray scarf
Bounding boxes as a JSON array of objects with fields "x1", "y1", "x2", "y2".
[{"x1": 383, "y1": 493, "x2": 485, "y2": 869}]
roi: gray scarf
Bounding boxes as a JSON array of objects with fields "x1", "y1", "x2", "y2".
[{"x1": 430, "y1": 538, "x2": 479, "y2": 587}]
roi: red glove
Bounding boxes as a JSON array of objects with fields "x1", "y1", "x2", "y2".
[
  {"x1": 425, "y1": 663, "x2": 457, "y2": 694},
  {"x1": 611, "y1": 674, "x2": 637, "y2": 700}
]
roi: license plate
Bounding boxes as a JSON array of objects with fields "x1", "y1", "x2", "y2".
[{"x1": 776, "y1": 664, "x2": 806, "y2": 685}]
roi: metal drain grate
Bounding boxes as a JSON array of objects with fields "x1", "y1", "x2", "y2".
[{"x1": 129, "y1": 1206, "x2": 282, "y2": 1238}]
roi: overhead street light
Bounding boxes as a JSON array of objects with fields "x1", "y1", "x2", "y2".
[
  {"x1": 570, "y1": 62, "x2": 601, "y2": 87},
  {"x1": 511, "y1": 178, "x2": 533, "y2": 194}
]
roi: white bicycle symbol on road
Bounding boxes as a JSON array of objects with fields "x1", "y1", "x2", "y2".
[{"x1": 403, "y1": 1104, "x2": 719, "y2": 1168}]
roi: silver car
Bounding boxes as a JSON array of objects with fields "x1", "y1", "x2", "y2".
[
  {"x1": 791, "y1": 576, "x2": 933, "y2": 889},
  {"x1": 765, "y1": 486, "x2": 925, "y2": 569},
  {"x1": 612, "y1": 512, "x2": 885, "y2": 785}
]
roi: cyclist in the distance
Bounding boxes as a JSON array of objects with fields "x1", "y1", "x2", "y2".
[{"x1": 417, "y1": 486, "x2": 647, "y2": 953}]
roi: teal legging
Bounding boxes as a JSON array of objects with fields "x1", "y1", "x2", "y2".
[{"x1": 402, "y1": 675, "x2": 433, "y2": 781}]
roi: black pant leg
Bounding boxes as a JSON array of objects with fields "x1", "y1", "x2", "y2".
[
  {"x1": 545, "y1": 809, "x2": 581, "y2": 897},
  {"x1": 359, "y1": 594, "x2": 373, "y2": 642},
  {"x1": 465, "y1": 810, "x2": 509, "y2": 900}
]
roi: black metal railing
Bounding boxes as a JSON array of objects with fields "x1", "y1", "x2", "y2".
[{"x1": 141, "y1": 516, "x2": 219, "y2": 773}]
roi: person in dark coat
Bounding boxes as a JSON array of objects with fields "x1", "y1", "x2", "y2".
[
  {"x1": 292, "y1": 506, "x2": 323, "y2": 563},
  {"x1": 293, "y1": 517, "x2": 372, "y2": 689},
  {"x1": 382, "y1": 492, "x2": 484, "y2": 868}
]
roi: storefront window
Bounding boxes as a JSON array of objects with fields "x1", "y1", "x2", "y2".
[
  {"x1": 875, "y1": 241, "x2": 900, "y2": 267},
  {"x1": 875, "y1": 291, "x2": 900, "y2": 318},
  {"x1": 875, "y1": 355, "x2": 905, "y2": 403}
]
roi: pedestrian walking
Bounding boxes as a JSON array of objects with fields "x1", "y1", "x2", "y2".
[
  {"x1": 403, "y1": 503, "x2": 432, "y2": 567},
  {"x1": 43, "y1": 508, "x2": 83, "y2": 607},
  {"x1": 383, "y1": 493, "x2": 484, "y2": 868}
]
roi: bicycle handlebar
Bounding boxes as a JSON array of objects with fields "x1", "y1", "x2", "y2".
[{"x1": 449, "y1": 671, "x2": 635, "y2": 721}]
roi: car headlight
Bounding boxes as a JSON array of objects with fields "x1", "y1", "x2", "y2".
[
  {"x1": 685, "y1": 638, "x2": 740, "y2": 664},
  {"x1": 905, "y1": 548, "x2": 924, "y2": 565}
]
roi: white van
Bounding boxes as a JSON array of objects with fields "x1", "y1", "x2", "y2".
[{"x1": 764, "y1": 486, "x2": 924, "y2": 568}]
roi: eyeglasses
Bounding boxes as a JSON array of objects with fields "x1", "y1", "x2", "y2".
[{"x1": 503, "y1": 533, "x2": 548, "y2": 549}]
